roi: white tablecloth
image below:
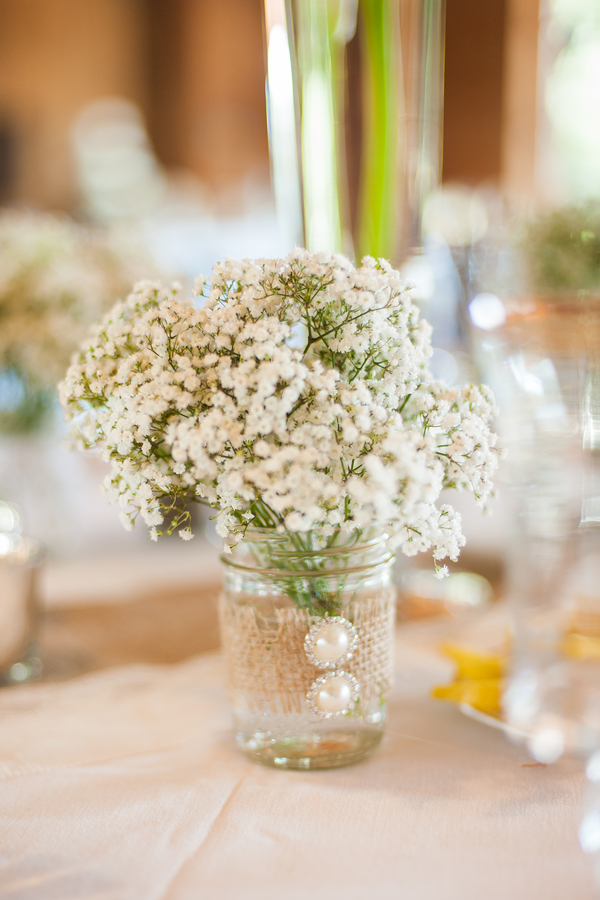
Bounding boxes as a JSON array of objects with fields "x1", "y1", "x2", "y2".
[{"x1": 0, "y1": 614, "x2": 594, "y2": 900}]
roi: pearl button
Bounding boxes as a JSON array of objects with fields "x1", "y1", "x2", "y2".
[
  {"x1": 313, "y1": 623, "x2": 350, "y2": 662},
  {"x1": 315, "y1": 676, "x2": 353, "y2": 713}
]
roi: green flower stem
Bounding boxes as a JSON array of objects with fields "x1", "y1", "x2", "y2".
[
  {"x1": 246, "y1": 497, "x2": 357, "y2": 615},
  {"x1": 356, "y1": 0, "x2": 400, "y2": 261}
]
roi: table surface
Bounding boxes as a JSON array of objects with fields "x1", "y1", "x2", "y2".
[{"x1": 0, "y1": 558, "x2": 596, "y2": 900}]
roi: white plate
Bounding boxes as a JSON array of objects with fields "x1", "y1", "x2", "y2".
[{"x1": 459, "y1": 702, "x2": 529, "y2": 740}]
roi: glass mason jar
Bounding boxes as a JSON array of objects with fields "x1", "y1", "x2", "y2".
[{"x1": 220, "y1": 527, "x2": 396, "y2": 769}]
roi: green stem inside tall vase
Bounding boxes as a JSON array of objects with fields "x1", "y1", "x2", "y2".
[{"x1": 356, "y1": 0, "x2": 400, "y2": 261}]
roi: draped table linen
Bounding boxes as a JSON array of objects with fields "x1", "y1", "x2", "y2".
[{"x1": 0, "y1": 609, "x2": 594, "y2": 900}]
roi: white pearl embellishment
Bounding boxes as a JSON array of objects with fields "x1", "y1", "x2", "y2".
[
  {"x1": 305, "y1": 617, "x2": 361, "y2": 718},
  {"x1": 306, "y1": 671, "x2": 360, "y2": 719},
  {"x1": 314, "y1": 624, "x2": 349, "y2": 662},
  {"x1": 315, "y1": 676, "x2": 352, "y2": 712},
  {"x1": 304, "y1": 616, "x2": 358, "y2": 669}
]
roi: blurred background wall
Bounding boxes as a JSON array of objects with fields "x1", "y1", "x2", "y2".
[
  {"x1": 0, "y1": 0, "x2": 544, "y2": 216},
  {"x1": 0, "y1": 0, "x2": 269, "y2": 213},
  {"x1": 0, "y1": 0, "x2": 149, "y2": 209}
]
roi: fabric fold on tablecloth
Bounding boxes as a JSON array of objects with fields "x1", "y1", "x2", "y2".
[{"x1": 0, "y1": 653, "x2": 229, "y2": 778}]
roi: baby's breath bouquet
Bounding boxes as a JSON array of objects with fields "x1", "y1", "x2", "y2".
[
  {"x1": 61, "y1": 249, "x2": 498, "y2": 573},
  {"x1": 61, "y1": 248, "x2": 501, "y2": 767},
  {"x1": 0, "y1": 209, "x2": 149, "y2": 432}
]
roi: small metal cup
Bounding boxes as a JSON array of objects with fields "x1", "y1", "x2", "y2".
[{"x1": 0, "y1": 530, "x2": 43, "y2": 684}]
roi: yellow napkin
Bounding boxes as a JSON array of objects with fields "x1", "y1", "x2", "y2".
[
  {"x1": 561, "y1": 632, "x2": 600, "y2": 660},
  {"x1": 432, "y1": 643, "x2": 506, "y2": 715},
  {"x1": 432, "y1": 624, "x2": 600, "y2": 716}
]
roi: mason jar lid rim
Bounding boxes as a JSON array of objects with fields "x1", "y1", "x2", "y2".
[{"x1": 220, "y1": 552, "x2": 395, "y2": 576}]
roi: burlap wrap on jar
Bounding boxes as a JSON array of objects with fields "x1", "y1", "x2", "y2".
[{"x1": 219, "y1": 589, "x2": 396, "y2": 716}]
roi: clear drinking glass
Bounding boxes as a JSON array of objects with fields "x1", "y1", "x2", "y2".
[
  {"x1": 469, "y1": 291, "x2": 600, "y2": 762},
  {"x1": 220, "y1": 527, "x2": 396, "y2": 769}
]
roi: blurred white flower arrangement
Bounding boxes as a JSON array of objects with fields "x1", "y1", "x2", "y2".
[
  {"x1": 60, "y1": 249, "x2": 499, "y2": 571},
  {"x1": 0, "y1": 209, "x2": 150, "y2": 431}
]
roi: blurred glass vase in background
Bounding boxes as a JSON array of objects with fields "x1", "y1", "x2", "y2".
[
  {"x1": 263, "y1": 0, "x2": 445, "y2": 263},
  {"x1": 469, "y1": 210, "x2": 600, "y2": 761}
]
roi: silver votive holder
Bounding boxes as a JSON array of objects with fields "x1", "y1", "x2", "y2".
[{"x1": 0, "y1": 529, "x2": 43, "y2": 685}]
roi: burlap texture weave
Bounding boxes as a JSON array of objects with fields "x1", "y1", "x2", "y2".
[{"x1": 219, "y1": 589, "x2": 396, "y2": 715}]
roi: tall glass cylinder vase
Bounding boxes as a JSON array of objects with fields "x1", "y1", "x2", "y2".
[
  {"x1": 263, "y1": 0, "x2": 445, "y2": 264},
  {"x1": 220, "y1": 527, "x2": 396, "y2": 769}
]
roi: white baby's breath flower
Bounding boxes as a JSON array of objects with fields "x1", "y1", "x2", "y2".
[
  {"x1": 60, "y1": 249, "x2": 499, "y2": 566},
  {"x1": 119, "y1": 512, "x2": 134, "y2": 531}
]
